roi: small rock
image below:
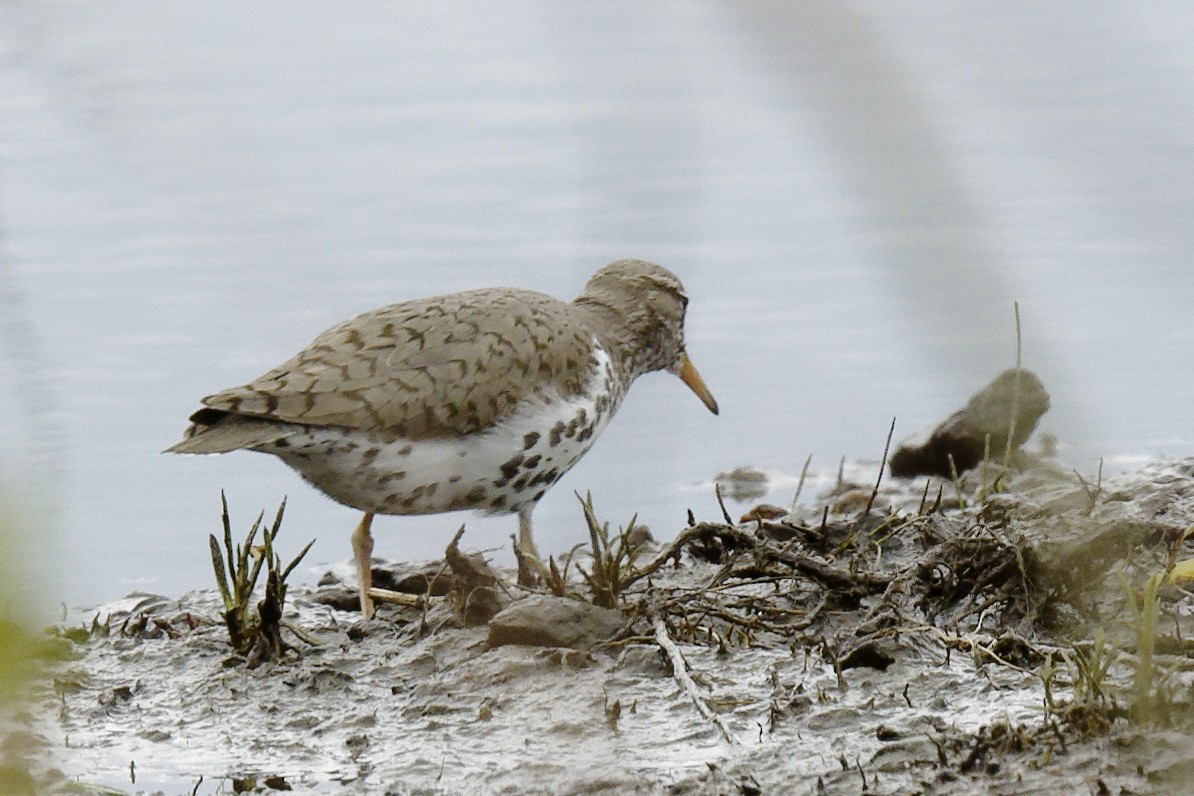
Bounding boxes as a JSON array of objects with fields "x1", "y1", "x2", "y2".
[
  {"x1": 740, "y1": 503, "x2": 788, "y2": 524},
  {"x1": 625, "y1": 524, "x2": 655, "y2": 552},
  {"x1": 487, "y1": 594, "x2": 624, "y2": 650},
  {"x1": 373, "y1": 561, "x2": 454, "y2": 596},
  {"x1": 311, "y1": 581, "x2": 360, "y2": 612},
  {"x1": 715, "y1": 466, "x2": 770, "y2": 503},
  {"x1": 446, "y1": 536, "x2": 508, "y2": 626},
  {"x1": 890, "y1": 368, "x2": 1050, "y2": 479},
  {"x1": 840, "y1": 639, "x2": 897, "y2": 671}
]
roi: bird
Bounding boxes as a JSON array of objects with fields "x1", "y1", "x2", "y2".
[{"x1": 167, "y1": 259, "x2": 719, "y2": 617}]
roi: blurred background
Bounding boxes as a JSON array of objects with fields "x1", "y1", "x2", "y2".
[{"x1": 1, "y1": 2, "x2": 1192, "y2": 610}]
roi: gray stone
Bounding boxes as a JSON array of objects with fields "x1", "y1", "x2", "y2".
[
  {"x1": 890, "y1": 368, "x2": 1050, "y2": 479},
  {"x1": 487, "y1": 594, "x2": 625, "y2": 650}
]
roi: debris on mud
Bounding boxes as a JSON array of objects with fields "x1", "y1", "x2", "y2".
[
  {"x1": 890, "y1": 368, "x2": 1051, "y2": 478},
  {"x1": 17, "y1": 456, "x2": 1194, "y2": 794}
]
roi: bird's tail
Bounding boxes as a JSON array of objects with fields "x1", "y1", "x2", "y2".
[{"x1": 165, "y1": 412, "x2": 293, "y2": 454}]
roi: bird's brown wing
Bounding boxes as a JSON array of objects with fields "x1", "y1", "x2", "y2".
[{"x1": 191, "y1": 288, "x2": 597, "y2": 440}]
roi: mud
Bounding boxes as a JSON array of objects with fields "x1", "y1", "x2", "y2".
[{"x1": 12, "y1": 456, "x2": 1194, "y2": 794}]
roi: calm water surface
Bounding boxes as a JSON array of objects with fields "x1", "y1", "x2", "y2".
[{"x1": 2, "y1": 2, "x2": 1193, "y2": 608}]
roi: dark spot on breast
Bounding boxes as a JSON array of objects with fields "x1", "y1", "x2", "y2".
[
  {"x1": 533, "y1": 490, "x2": 546, "y2": 502},
  {"x1": 500, "y1": 454, "x2": 524, "y2": 481},
  {"x1": 577, "y1": 426, "x2": 594, "y2": 443},
  {"x1": 466, "y1": 486, "x2": 487, "y2": 505},
  {"x1": 530, "y1": 468, "x2": 560, "y2": 488},
  {"x1": 448, "y1": 475, "x2": 462, "y2": 483},
  {"x1": 523, "y1": 455, "x2": 541, "y2": 470},
  {"x1": 273, "y1": 439, "x2": 290, "y2": 449},
  {"x1": 363, "y1": 448, "x2": 380, "y2": 463},
  {"x1": 512, "y1": 477, "x2": 528, "y2": 491},
  {"x1": 380, "y1": 471, "x2": 407, "y2": 484},
  {"x1": 523, "y1": 431, "x2": 540, "y2": 450},
  {"x1": 399, "y1": 444, "x2": 413, "y2": 456},
  {"x1": 490, "y1": 495, "x2": 507, "y2": 510},
  {"x1": 549, "y1": 421, "x2": 566, "y2": 447}
]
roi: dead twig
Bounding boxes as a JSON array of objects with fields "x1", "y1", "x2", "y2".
[
  {"x1": 368, "y1": 587, "x2": 439, "y2": 609},
  {"x1": 715, "y1": 483, "x2": 734, "y2": 524},
  {"x1": 652, "y1": 615, "x2": 740, "y2": 745},
  {"x1": 621, "y1": 523, "x2": 755, "y2": 592},
  {"x1": 863, "y1": 418, "x2": 897, "y2": 519},
  {"x1": 770, "y1": 548, "x2": 893, "y2": 594}
]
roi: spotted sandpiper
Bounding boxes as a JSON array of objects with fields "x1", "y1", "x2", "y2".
[{"x1": 168, "y1": 259, "x2": 718, "y2": 617}]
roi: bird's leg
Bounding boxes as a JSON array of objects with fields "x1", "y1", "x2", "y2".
[
  {"x1": 352, "y1": 511, "x2": 376, "y2": 618},
  {"x1": 515, "y1": 504, "x2": 547, "y2": 588}
]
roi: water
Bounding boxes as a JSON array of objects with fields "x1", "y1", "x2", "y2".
[{"x1": 2, "y1": 2, "x2": 1193, "y2": 608}]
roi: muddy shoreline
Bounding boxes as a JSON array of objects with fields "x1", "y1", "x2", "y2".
[{"x1": 11, "y1": 456, "x2": 1194, "y2": 794}]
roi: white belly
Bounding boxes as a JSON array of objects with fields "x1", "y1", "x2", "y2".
[{"x1": 267, "y1": 347, "x2": 624, "y2": 516}]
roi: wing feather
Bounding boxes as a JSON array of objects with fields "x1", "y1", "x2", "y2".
[{"x1": 197, "y1": 288, "x2": 596, "y2": 439}]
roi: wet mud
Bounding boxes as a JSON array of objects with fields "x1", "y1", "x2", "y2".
[{"x1": 14, "y1": 457, "x2": 1194, "y2": 794}]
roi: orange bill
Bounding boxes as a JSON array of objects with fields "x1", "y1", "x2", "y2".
[{"x1": 677, "y1": 353, "x2": 719, "y2": 415}]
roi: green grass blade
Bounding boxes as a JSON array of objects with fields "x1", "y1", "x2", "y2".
[
  {"x1": 281, "y1": 538, "x2": 316, "y2": 582},
  {"x1": 209, "y1": 533, "x2": 233, "y2": 608}
]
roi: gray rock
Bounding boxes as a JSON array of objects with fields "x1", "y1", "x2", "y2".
[
  {"x1": 487, "y1": 594, "x2": 625, "y2": 650},
  {"x1": 890, "y1": 368, "x2": 1050, "y2": 479}
]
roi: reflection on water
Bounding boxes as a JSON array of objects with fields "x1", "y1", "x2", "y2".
[{"x1": 2, "y1": 2, "x2": 1193, "y2": 607}]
